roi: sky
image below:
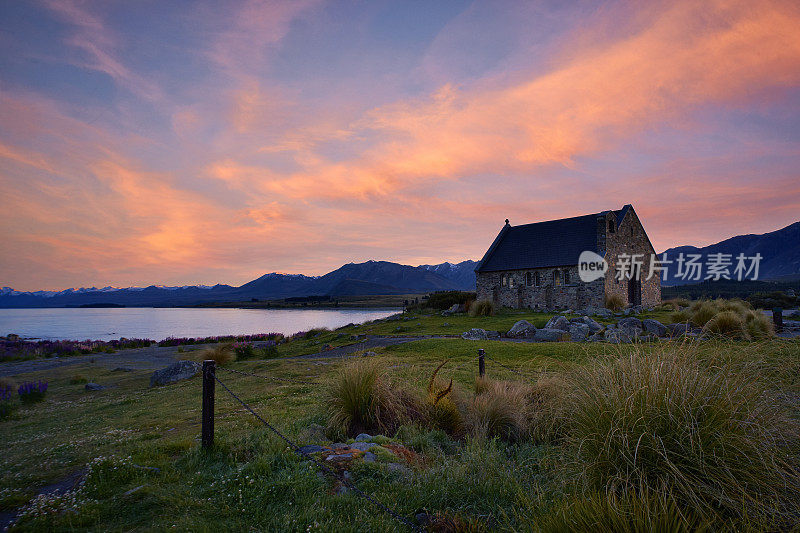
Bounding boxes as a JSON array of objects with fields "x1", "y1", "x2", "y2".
[{"x1": 1, "y1": 0, "x2": 799, "y2": 291}]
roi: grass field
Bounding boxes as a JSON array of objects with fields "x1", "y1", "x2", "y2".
[{"x1": 1, "y1": 309, "x2": 799, "y2": 531}]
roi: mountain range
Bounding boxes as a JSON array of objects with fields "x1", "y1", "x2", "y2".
[{"x1": 2, "y1": 220, "x2": 798, "y2": 307}]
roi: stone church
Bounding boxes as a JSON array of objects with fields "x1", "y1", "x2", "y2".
[{"x1": 474, "y1": 205, "x2": 661, "y2": 310}]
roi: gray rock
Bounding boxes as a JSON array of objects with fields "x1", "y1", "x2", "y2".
[
  {"x1": 441, "y1": 304, "x2": 460, "y2": 317},
  {"x1": 588, "y1": 332, "x2": 605, "y2": 342},
  {"x1": 331, "y1": 443, "x2": 349, "y2": 450},
  {"x1": 149, "y1": 360, "x2": 201, "y2": 387},
  {"x1": 568, "y1": 323, "x2": 590, "y2": 341},
  {"x1": 362, "y1": 452, "x2": 376, "y2": 463},
  {"x1": 461, "y1": 328, "x2": 487, "y2": 340},
  {"x1": 544, "y1": 316, "x2": 570, "y2": 331},
  {"x1": 362, "y1": 351, "x2": 378, "y2": 357},
  {"x1": 507, "y1": 320, "x2": 537, "y2": 338},
  {"x1": 350, "y1": 442, "x2": 378, "y2": 451},
  {"x1": 326, "y1": 453, "x2": 354, "y2": 462},
  {"x1": 355, "y1": 433, "x2": 373, "y2": 442},
  {"x1": 581, "y1": 316, "x2": 604, "y2": 333},
  {"x1": 618, "y1": 317, "x2": 643, "y2": 329},
  {"x1": 605, "y1": 324, "x2": 643, "y2": 343},
  {"x1": 666, "y1": 323, "x2": 697, "y2": 337},
  {"x1": 533, "y1": 328, "x2": 571, "y2": 342},
  {"x1": 642, "y1": 319, "x2": 667, "y2": 337},
  {"x1": 298, "y1": 445, "x2": 326, "y2": 454},
  {"x1": 84, "y1": 383, "x2": 104, "y2": 391}
]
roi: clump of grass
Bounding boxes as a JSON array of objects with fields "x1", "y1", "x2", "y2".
[
  {"x1": 689, "y1": 301, "x2": 717, "y2": 326},
  {"x1": 326, "y1": 359, "x2": 418, "y2": 436},
  {"x1": 469, "y1": 299, "x2": 495, "y2": 317},
  {"x1": 527, "y1": 373, "x2": 567, "y2": 444},
  {"x1": 669, "y1": 310, "x2": 691, "y2": 324},
  {"x1": 469, "y1": 379, "x2": 530, "y2": 441},
  {"x1": 703, "y1": 310, "x2": 748, "y2": 339},
  {"x1": 744, "y1": 311, "x2": 774, "y2": 340},
  {"x1": 69, "y1": 374, "x2": 88, "y2": 385},
  {"x1": 604, "y1": 293, "x2": 625, "y2": 312},
  {"x1": 197, "y1": 343, "x2": 236, "y2": 366},
  {"x1": 426, "y1": 361, "x2": 464, "y2": 436},
  {"x1": 541, "y1": 490, "x2": 708, "y2": 533},
  {"x1": 563, "y1": 346, "x2": 800, "y2": 522}
]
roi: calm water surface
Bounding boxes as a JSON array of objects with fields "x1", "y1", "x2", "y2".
[{"x1": 0, "y1": 307, "x2": 400, "y2": 341}]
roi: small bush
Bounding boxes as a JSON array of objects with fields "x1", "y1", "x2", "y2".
[
  {"x1": 563, "y1": 347, "x2": 800, "y2": 522},
  {"x1": 198, "y1": 344, "x2": 236, "y2": 366},
  {"x1": 541, "y1": 490, "x2": 708, "y2": 533},
  {"x1": 744, "y1": 311, "x2": 775, "y2": 340},
  {"x1": 689, "y1": 301, "x2": 717, "y2": 326},
  {"x1": 326, "y1": 359, "x2": 417, "y2": 436},
  {"x1": 604, "y1": 293, "x2": 625, "y2": 312},
  {"x1": 18, "y1": 381, "x2": 48, "y2": 403},
  {"x1": 469, "y1": 299, "x2": 495, "y2": 317},
  {"x1": 69, "y1": 375, "x2": 88, "y2": 385},
  {"x1": 423, "y1": 291, "x2": 477, "y2": 311},
  {"x1": 703, "y1": 310, "x2": 748, "y2": 339},
  {"x1": 231, "y1": 342, "x2": 256, "y2": 360}
]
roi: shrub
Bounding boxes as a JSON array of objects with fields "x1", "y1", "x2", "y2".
[
  {"x1": 18, "y1": 381, "x2": 48, "y2": 403},
  {"x1": 744, "y1": 311, "x2": 775, "y2": 340},
  {"x1": 326, "y1": 359, "x2": 417, "y2": 436},
  {"x1": 703, "y1": 310, "x2": 748, "y2": 339},
  {"x1": 423, "y1": 291, "x2": 477, "y2": 311},
  {"x1": 604, "y1": 293, "x2": 625, "y2": 312},
  {"x1": 689, "y1": 301, "x2": 717, "y2": 326},
  {"x1": 563, "y1": 347, "x2": 800, "y2": 522},
  {"x1": 469, "y1": 299, "x2": 495, "y2": 317},
  {"x1": 198, "y1": 344, "x2": 236, "y2": 366},
  {"x1": 231, "y1": 342, "x2": 256, "y2": 360},
  {"x1": 716, "y1": 298, "x2": 751, "y2": 316},
  {"x1": 69, "y1": 375, "x2": 88, "y2": 385},
  {"x1": 469, "y1": 379, "x2": 530, "y2": 441},
  {"x1": 541, "y1": 490, "x2": 708, "y2": 533}
]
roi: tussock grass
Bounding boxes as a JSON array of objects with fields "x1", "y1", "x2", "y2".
[
  {"x1": 669, "y1": 310, "x2": 691, "y2": 324},
  {"x1": 604, "y1": 294, "x2": 625, "y2": 312},
  {"x1": 469, "y1": 379, "x2": 531, "y2": 442},
  {"x1": 703, "y1": 310, "x2": 748, "y2": 339},
  {"x1": 469, "y1": 299, "x2": 495, "y2": 317},
  {"x1": 689, "y1": 301, "x2": 717, "y2": 326},
  {"x1": 562, "y1": 344, "x2": 800, "y2": 523},
  {"x1": 197, "y1": 343, "x2": 236, "y2": 366},
  {"x1": 744, "y1": 311, "x2": 775, "y2": 340},
  {"x1": 540, "y1": 490, "x2": 708, "y2": 533}
]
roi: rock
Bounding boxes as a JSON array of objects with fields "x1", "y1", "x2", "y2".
[
  {"x1": 355, "y1": 433, "x2": 373, "y2": 442},
  {"x1": 486, "y1": 330, "x2": 501, "y2": 339},
  {"x1": 350, "y1": 442, "x2": 378, "y2": 451},
  {"x1": 588, "y1": 332, "x2": 605, "y2": 342},
  {"x1": 666, "y1": 323, "x2": 694, "y2": 337},
  {"x1": 362, "y1": 351, "x2": 378, "y2": 357},
  {"x1": 618, "y1": 317, "x2": 643, "y2": 330},
  {"x1": 642, "y1": 319, "x2": 667, "y2": 337},
  {"x1": 442, "y1": 322, "x2": 451, "y2": 327},
  {"x1": 461, "y1": 328, "x2": 488, "y2": 340},
  {"x1": 149, "y1": 360, "x2": 201, "y2": 387},
  {"x1": 326, "y1": 453, "x2": 354, "y2": 462},
  {"x1": 568, "y1": 323, "x2": 590, "y2": 341},
  {"x1": 623, "y1": 309, "x2": 632, "y2": 316},
  {"x1": 605, "y1": 324, "x2": 643, "y2": 343},
  {"x1": 331, "y1": 443, "x2": 349, "y2": 450},
  {"x1": 441, "y1": 304, "x2": 460, "y2": 317},
  {"x1": 581, "y1": 316, "x2": 604, "y2": 333},
  {"x1": 593, "y1": 308, "x2": 613, "y2": 319},
  {"x1": 533, "y1": 328, "x2": 571, "y2": 342},
  {"x1": 362, "y1": 452, "x2": 376, "y2": 463},
  {"x1": 544, "y1": 316, "x2": 570, "y2": 331},
  {"x1": 507, "y1": 320, "x2": 537, "y2": 338},
  {"x1": 632, "y1": 305, "x2": 643, "y2": 314},
  {"x1": 84, "y1": 383, "x2": 104, "y2": 391},
  {"x1": 299, "y1": 444, "x2": 326, "y2": 454}
]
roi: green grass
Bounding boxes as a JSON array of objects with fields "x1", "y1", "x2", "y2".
[{"x1": 1, "y1": 324, "x2": 799, "y2": 531}]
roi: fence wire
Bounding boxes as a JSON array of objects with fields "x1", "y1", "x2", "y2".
[{"x1": 213, "y1": 374, "x2": 421, "y2": 532}]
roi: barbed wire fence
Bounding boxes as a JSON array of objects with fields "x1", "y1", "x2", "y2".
[{"x1": 205, "y1": 362, "x2": 422, "y2": 532}]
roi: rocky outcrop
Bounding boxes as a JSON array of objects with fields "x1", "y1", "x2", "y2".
[
  {"x1": 544, "y1": 315, "x2": 570, "y2": 331},
  {"x1": 507, "y1": 320, "x2": 537, "y2": 338},
  {"x1": 641, "y1": 319, "x2": 667, "y2": 337},
  {"x1": 568, "y1": 323, "x2": 590, "y2": 341},
  {"x1": 149, "y1": 360, "x2": 201, "y2": 387}
]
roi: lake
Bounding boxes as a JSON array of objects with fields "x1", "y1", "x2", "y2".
[{"x1": 0, "y1": 307, "x2": 400, "y2": 341}]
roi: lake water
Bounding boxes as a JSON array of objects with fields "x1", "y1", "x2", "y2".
[{"x1": 0, "y1": 307, "x2": 400, "y2": 341}]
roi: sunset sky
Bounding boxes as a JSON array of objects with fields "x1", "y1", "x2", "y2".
[{"x1": 1, "y1": 0, "x2": 800, "y2": 291}]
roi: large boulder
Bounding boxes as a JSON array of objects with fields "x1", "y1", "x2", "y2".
[
  {"x1": 461, "y1": 328, "x2": 499, "y2": 340},
  {"x1": 580, "y1": 316, "x2": 604, "y2": 333},
  {"x1": 533, "y1": 328, "x2": 571, "y2": 342},
  {"x1": 618, "y1": 317, "x2": 643, "y2": 330},
  {"x1": 666, "y1": 323, "x2": 696, "y2": 337},
  {"x1": 641, "y1": 319, "x2": 667, "y2": 337},
  {"x1": 507, "y1": 320, "x2": 536, "y2": 338},
  {"x1": 149, "y1": 360, "x2": 201, "y2": 387},
  {"x1": 544, "y1": 315, "x2": 570, "y2": 331},
  {"x1": 568, "y1": 323, "x2": 590, "y2": 342},
  {"x1": 604, "y1": 323, "x2": 643, "y2": 343},
  {"x1": 588, "y1": 307, "x2": 614, "y2": 319}
]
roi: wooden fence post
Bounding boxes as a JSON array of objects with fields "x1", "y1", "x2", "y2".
[
  {"x1": 202, "y1": 360, "x2": 216, "y2": 449},
  {"x1": 478, "y1": 349, "x2": 485, "y2": 378},
  {"x1": 773, "y1": 307, "x2": 783, "y2": 332}
]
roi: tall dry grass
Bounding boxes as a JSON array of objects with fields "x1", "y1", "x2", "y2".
[
  {"x1": 197, "y1": 344, "x2": 236, "y2": 366},
  {"x1": 604, "y1": 293, "x2": 625, "y2": 312},
  {"x1": 469, "y1": 299, "x2": 495, "y2": 317},
  {"x1": 702, "y1": 310, "x2": 748, "y2": 339},
  {"x1": 562, "y1": 344, "x2": 800, "y2": 523}
]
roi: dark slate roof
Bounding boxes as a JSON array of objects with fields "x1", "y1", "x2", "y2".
[{"x1": 475, "y1": 206, "x2": 632, "y2": 272}]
